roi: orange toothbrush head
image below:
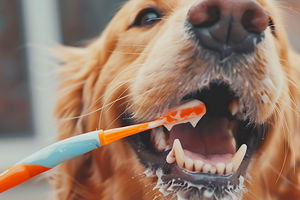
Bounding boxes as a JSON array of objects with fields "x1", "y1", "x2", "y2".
[
  {"x1": 99, "y1": 100, "x2": 206, "y2": 145},
  {"x1": 162, "y1": 100, "x2": 206, "y2": 125}
]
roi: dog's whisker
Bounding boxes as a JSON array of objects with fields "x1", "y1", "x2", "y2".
[
  {"x1": 59, "y1": 93, "x2": 131, "y2": 122},
  {"x1": 109, "y1": 50, "x2": 147, "y2": 56},
  {"x1": 266, "y1": 162, "x2": 300, "y2": 190},
  {"x1": 98, "y1": 89, "x2": 131, "y2": 127},
  {"x1": 276, "y1": 2, "x2": 300, "y2": 15}
]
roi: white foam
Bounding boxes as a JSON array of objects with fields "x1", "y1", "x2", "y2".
[
  {"x1": 151, "y1": 167, "x2": 246, "y2": 200},
  {"x1": 144, "y1": 168, "x2": 156, "y2": 177}
]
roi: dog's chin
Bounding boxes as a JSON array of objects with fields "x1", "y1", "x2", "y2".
[{"x1": 124, "y1": 81, "x2": 268, "y2": 200}]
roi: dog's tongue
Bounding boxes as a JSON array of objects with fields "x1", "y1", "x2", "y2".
[{"x1": 169, "y1": 116, "x2": 236, "y2": 159}]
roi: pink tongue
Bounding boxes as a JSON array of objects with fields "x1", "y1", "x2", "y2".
[{"x1": 169, "y1": 116, "x2": 236, "y2": 155}]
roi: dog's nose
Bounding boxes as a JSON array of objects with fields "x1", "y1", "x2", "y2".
[{"x1": 187, "y1": 0, "x2": 268, "y2": 57}]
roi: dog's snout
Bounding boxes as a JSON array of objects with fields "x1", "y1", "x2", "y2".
[{"x1": 187, "y1": 0, "x2": 268, "y2": 57}]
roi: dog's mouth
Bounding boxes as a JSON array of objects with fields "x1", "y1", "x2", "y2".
[{"x1": 124, "y1": 81, "x2": 267, "y2": 198}]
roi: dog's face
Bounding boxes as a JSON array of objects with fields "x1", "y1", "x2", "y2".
[{"x1": 56, "y1": 0, "x2": 299, "y2": 199}]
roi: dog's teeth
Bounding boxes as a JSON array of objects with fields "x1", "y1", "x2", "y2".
[
  {"x1": 173, "y1": 139, "x2": 185, "y2": 167},
  {"x1": 166, "y1": 140, "x2": 246, "y2": 175},
  {"x1": 232, "y1": 144, "x2": 247, "y2": 171},
  {"x1": 229, "y1": 98, "x2": 240, "y2": 116},
  {"x1": 210, "y1": 167, "x2": 217, "y2": 174},
  {"x1": 164, "y1": 145, "x2": 171, "y2": 152},
  {"x1": 225, "y1": 163, "x2": 233, "y2": 174},
  {"x1": 194, "y1": 160, "x2": 204, "y2": 172},
  {"x1": 216, "y1": 163, "x2": 226, "y2": 175},
  {"x1": 166, "y1": 149, "x2": 176, "y2": 164},
  {"x1": 188, "y1": 115, "x2": 202, "y2": 128},
  {"x1": 203, "y1": 164, "x2": 212, "y2": 173},
  {"x1": 184, "y1": 158, "x2": 194, "y2": 171},
  {"x1": 151, "y1": 127, "x2": 168, "y2": 152},
  {"x1": 164, "y1": 124, "x2": 174, "y2": 131}
]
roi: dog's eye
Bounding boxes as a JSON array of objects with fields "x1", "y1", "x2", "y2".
[{"x1": 133, "y1": 8, "x2": 161, "y2": 27}]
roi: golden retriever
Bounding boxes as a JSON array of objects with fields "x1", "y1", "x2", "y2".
[{"x1": 54, "y1": 0, "x2": 300, "y2": 199}]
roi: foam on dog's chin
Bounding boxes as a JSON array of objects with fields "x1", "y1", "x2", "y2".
[
  {"x1": 147, "y1": 168, "x2": 245, "y2": 200},
  {"x1": 144, "y1": 168, "x2": 156, "y2": 177}
]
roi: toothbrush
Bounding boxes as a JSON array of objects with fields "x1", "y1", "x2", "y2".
[{"x1": 0, "y1": 100, "x2": 206, "y2": 193}]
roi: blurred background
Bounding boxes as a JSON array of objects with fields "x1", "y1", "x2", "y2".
[{"x1": 0, "y1": 0, "x2": 299, "y2": 199}]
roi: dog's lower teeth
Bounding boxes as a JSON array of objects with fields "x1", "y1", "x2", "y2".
[
  {"x1": 164, "y1": 145, "x2": 171, "y2": 152},
  {"x1": 229, "y1": 98, "x2": 240, "y2": 116},
  {"x1": 203, "y1": 164, "x2": 212, "y2": 173},
  {"x1": 210, "y1": 167, "x2": 217, "y2": 174},
  {"x1": 195, "y1": 160, "x2": 204, "y2": 172},
  {"x1": 232, "y1": 144, "x2": 247, "y2": 171},
  {"x1": 216, "y1": 163, "x2": 226, "y2": 174},
  {"x1": 166, "y1": 139, "x2": 247, "y2": 175},
  {"x1": 174, "y1": 139, "x2": 185, "y2": 168},
  {"x1": 184, "y1": 158, "x2": 194, "y2": 171},
  {"x1": 151, "y1": 127, "x2": 168, "y2": 152},
  {"x1": 225, "y1": 163, "x2": 233, "y2": 174}
]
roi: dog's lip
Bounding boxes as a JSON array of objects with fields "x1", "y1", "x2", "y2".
[{"x1": 161, "y1": 155, "x2": 250, "y2": 187}]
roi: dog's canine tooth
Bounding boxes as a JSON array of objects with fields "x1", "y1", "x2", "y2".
[
  {"x1": 151, "y1": 127, "x2": 168, "y2": 152},
  {"x1": 229, "y1": 98, "x2": 240, "y2": 116},
  {"x1": 232, "y1": 144, "x2": 247, "y2": 171},
  {"x1": 184, "y1": 158, "x2": 194, "y2": 171},
  {"x1": 166, "y1": 140, "x2": 177, "y2": 164},
  {"x1": 166, "y1": 149, "x2": 175, "y2": 164},
  {"x1": 164, "y1": 145, "x2": 171, "y2": 152},
  {"x1": 173, "y1": 139, "x2": 185, "y2": 168},
  {"x1": 195, "y1": 160, "x2": 204, "y2": 172},
  {"x1": 225, "y1": 163, "x2": 233, "y2": 174},
  {"x1": 163, "y1": 124, "x2": 174, "y2": 131},
  {"x1": 203, "y1": 164, "x2": 212, "y2": 173},
  {"x1": 188, "y1": 115, "x2": 203, "y2": 128},
  {"x1": 216, "y1": 163, "x2": 226, "y2": 175}
]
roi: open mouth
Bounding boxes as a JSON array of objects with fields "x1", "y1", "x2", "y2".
[{"x1": 124, "y1": 81, "x2": 267, "y2": 199}]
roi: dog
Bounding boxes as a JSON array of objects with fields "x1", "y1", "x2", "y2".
[{"x1": 53, "y1": 0, "x2": 300, "y2": 199}]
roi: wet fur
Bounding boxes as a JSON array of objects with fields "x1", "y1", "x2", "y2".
[{"x1": 54, "y1": 0, "x2": 300, "y2": 199}]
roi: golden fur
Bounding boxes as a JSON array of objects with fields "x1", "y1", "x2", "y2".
[{"x1": 54, "y1": 0, "x2": 300, "y2": 199}]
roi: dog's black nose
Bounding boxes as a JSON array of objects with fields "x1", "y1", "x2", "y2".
[{"x1": 187, "y1": 0, "x2": 268, "y2": 58}]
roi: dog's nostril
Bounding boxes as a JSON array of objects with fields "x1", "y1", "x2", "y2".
[
  {"x1": 188, "y1": 5, "x2": 221, "y2": 28},
  {"x1": 187, "y1": 0, "x2": 268, "y2": 57},
  {"x1": 242, "y1": 9, "x2": 269, "y2": 33},
  {"x1": 202, "y1": 6, "x2": 221, "y2": 27}
]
